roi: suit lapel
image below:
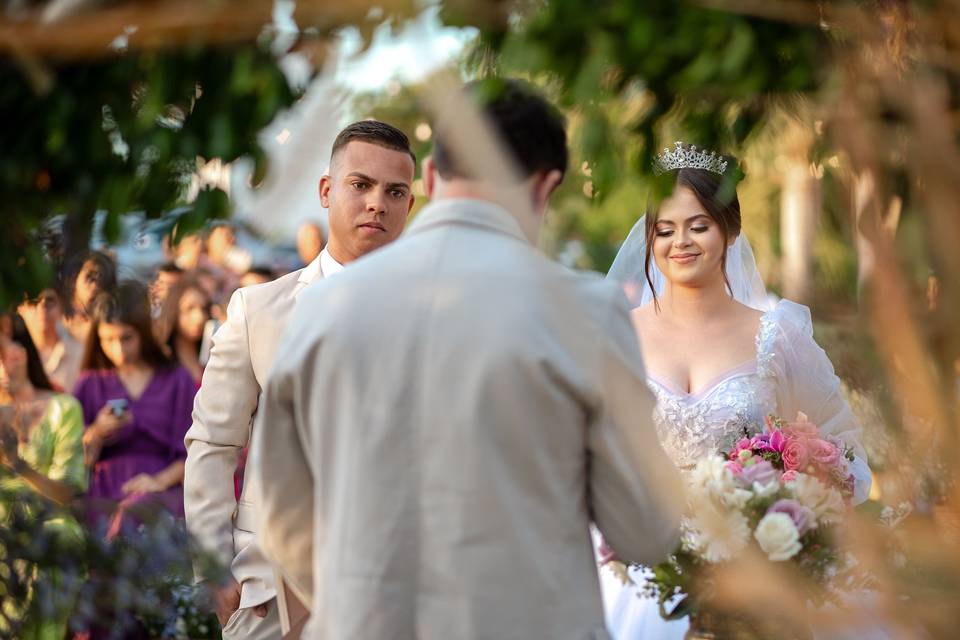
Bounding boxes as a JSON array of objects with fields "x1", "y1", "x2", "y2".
[{"x1": 293, "y1": 256, "x2": 324, "y2": 300}]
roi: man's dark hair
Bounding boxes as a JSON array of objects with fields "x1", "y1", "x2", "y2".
[
  {"x1": 330, "y1": 120, "x2": 416, "y2": 165},
  {"x1": 8, "y1": 313, "x2": 54, "y2": 392},
  {"x1": 64, "y1": 250, "x2": 118, "y2": 318},
  {"x1": 244, "y1": 265, "x2": 275, "y2": 280},
  {"x1": 432, "y1": 79, "x2": 568, "y2": 181},
  {"x1": 157, "y1": 261, "x2": 184, "y2": 276}
]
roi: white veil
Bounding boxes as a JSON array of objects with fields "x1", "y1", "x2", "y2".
[{"x1": 606, "y1": 214, "x2": 773, "y2": 311}]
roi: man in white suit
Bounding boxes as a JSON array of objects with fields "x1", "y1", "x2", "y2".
[
  {"x1": 183, "y1": 120, "x2": 417, "y2": 639},
  {"x1": 252, "y1": 80, "x2": 684, "y2": 639}
]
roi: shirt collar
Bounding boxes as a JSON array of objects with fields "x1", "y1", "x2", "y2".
[
  {"x1": 319, "y1": 247, "x2": 345, "y2": 279},
  {"x1": 294, "y1": 248, "x2": 345, "y2": 300},
  {"x1": 297, "y1": 254, "x2": 322, "y2": 286}
]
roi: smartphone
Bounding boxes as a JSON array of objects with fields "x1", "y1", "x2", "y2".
[{"x1": 106, "y1": 398, "x2": 129, "y2": 417}]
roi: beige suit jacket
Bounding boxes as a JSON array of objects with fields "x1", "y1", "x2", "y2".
[
  {"x1": 251, "y1": 198, "x2": 683, "y2": 639},
  {"x1": 184, "y1": 259, "x2": 322, "y2": 609}
]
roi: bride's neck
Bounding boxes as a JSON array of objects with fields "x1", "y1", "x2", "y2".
[{"x1": 659, "y1": 277, "x2": 733, "y2": 325}]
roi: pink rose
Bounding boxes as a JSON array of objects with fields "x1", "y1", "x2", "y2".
[
  {"x1": 810, "y1": 439, "x2": 840, "y2": 468},
  {"x1": 781, "y1": 470, "x2": 799, "y2": 483},
  {"x1": 782, "y1": 439, "x2": 811, "y2": 472},
  {"x1": 725, "y1": 460, "x2": 744, "y2": 475}
]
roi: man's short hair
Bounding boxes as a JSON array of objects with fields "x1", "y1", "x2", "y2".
[
  {"x1": 244, "y1": 265, "x2": 275, "y2": 280},
  {"x1": 330, "y1": 120, "x2": 416, "y2": 165},
  {"x1": 432, "y1": 79, "x2": 568, "y2": 181},
  {"x1": 157, "y1": 261, "x2": 184, "y2": 276}
]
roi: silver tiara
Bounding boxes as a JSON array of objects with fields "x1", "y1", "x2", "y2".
[{"x1": 654, "y1": 141, "x2": 729, "y2": 176}]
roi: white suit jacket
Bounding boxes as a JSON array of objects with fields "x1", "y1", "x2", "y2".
[
  {"x1": 184, "y1": 258, "x2": 323, "y2": 609},
  {"x1": 252, "y1": 198, "x2": 684, "y2": 639}
]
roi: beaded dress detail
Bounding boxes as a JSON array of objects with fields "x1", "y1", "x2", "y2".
[{"x1": 648, "y1": 311, "x2": 779, "y2": 470}]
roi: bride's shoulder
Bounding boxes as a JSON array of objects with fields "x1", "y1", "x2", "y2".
[
  {"x1": 766, "y1": 299, "x2": 814, "y2": 336},
  {"x1": 730, "y1": 300, "x2": 764, "y2": 324},
  {"x1": 629, "y1": 301, "x2": 658, "y2": 331}
]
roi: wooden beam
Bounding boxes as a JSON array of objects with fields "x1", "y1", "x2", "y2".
[{"x1": 0, "y1": 0, "x2": 407, "y2": 61}]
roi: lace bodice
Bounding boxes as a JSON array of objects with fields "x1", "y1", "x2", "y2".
[
  {"x1": 647, "y1": 299, "x2": 872, "y2": 502},
  {"x1": 649, "y1": 312, "x2": 779, "y2": 469}
]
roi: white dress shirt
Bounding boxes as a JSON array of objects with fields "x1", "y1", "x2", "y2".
[{"x1": 319, "y1": 247, "x2": 344, "y2": 278}]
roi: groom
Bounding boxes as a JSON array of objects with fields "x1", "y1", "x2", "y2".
[
  {"x1": 251, "y1": 80, "x2": 683, "y2": 638},
  {"x1": 183, "y1": 120, "x2": 417, "y2": 639}
]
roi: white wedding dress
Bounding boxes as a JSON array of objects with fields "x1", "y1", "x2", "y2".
[{"x1": 598, "y1": 299, "x2": 873, "y2": 638}]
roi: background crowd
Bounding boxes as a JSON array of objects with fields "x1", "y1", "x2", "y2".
[{"x1": 0, "y1": 220, "x2": 325, "y2": 637}]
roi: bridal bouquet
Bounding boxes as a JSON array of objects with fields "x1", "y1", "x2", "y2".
[{"x1": 604, "y1": 413, "x2": 858, "y2": 624}]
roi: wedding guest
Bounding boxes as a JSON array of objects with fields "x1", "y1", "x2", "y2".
[
  {"x1": 150, "y1": 261, "x2": 184, "y2": 315},
  {"x1": 16, "y1": 288, "x2": 83, "y2": 393},
  {"x1": 63, "y1": 250, "x2": 117, "y2": 344},
  {"x1": 296, "y1": 221, "x2": 325, "y2": 267},
  {"x1": 74, "y1": 282, "x2": 196, "y2": 537},
  {"x1": 239, "y1": 266, "x2": 275, "y2": 289},
  {"x1": 207, "y1": 222, "x2": 251, "y2": 276},
  {"x1": 155, "y1": 278, "x2": 212, "y2": 385},
  {"x1": 0, "y1": 313, "x2": 86, "y2": 504},
  {"x1": 0, "y1": 313, "x2": 86, "y2": 639},
  {"x1": 171, "y1": 231, "x2": 204, "y2": 271}
]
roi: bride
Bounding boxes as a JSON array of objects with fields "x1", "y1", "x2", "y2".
[{"x1": 598, "y1": 142, "x2": 873, "y2": 639}]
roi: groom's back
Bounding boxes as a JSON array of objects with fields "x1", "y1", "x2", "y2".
[{"x1": 284, "y1": 198, "x2": 666, "y2": 639}]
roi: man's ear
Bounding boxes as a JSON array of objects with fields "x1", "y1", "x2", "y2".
[
  {"x1": 423, "y1": 156, "x2": 437, "y2": 199},
  {"x1": 319, "y1": 175, "x2": 332, "y2": 208},
  {"x1": 534, "y1": 169, "x2": 564, "y2": 212}
]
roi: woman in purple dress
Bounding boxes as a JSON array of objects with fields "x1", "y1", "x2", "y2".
[{"x1": 74, "y1": 281, "x2": 197, "y2": 537}]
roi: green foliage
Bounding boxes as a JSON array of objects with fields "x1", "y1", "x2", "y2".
[
  {"x1": 0, "y1": 482, "x2": 223, "y2": 638},
  {"x1": 0, "y1": 44, "x2": 300, "y2": 307},
  {"x1": 482, "y1": 0, "x2": 829, "y2": 202}
]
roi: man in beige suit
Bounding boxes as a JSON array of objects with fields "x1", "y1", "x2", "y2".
[
  {"x1": 183, "y1": 120, "x2": 416, "y2": 639},
  {"x1": 251, "y1": 80, "x2": 683, "y2": 639}
]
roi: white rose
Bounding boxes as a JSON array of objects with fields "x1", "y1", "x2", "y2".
[
  {"x1": 790, "y1": 473, "x2": 845, "y2": 524},
  {"x1": 754, "y1": 512, "x2": 802, "y2": 561},
  {"x1": 688, "y1": 456, "x2": 751, "y2": 508},
  {"x1": 751, "y1": 479, "x2": 780, "y2": 499},
  {"x1": 687, "y1": 495, "x2": 751, "y2": 563}
]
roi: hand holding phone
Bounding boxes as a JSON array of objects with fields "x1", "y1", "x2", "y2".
[
  {"x1": 106, "y1": 398, "x2": 129, "y2": 417},
  {"x1": 93, "y1": 400, "x2": 131, "y2": 441}
]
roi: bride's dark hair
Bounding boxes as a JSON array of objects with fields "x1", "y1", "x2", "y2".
[{"x1": 643, "y1": 167, "x2": 742, "y2": 308}]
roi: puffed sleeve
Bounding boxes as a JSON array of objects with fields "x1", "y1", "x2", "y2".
[{"x1": 769, "y1": 301, "x2": 872, "y2": 504}]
